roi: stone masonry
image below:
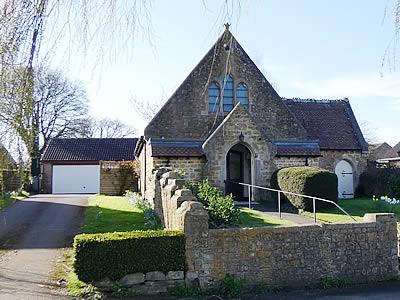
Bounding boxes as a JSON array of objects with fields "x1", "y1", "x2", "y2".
[
  {"x1": 153, "y1": 175, "x2": 399, "y2": 289},
  {"x1": 144, "y1": 30, "x2": 306, "y2": 141},
  {"x1": 182, "y1": 206, "x2": 399, "y2": 288},
  {"x1": 202, "y1": 104, "x2": 274, "y2": 192}
]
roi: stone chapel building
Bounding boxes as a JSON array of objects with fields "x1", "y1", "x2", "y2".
[{"x1": 135, "y1": 27, "x2": 368, "y2": 202}]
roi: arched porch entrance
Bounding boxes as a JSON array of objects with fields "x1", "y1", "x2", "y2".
[{"x1": 225, "y1": 143, "x2": 252, "y2": 200}]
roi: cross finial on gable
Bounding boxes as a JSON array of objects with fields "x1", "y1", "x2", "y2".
[{"x1": 224, "y1": 22, "x2": 230, "y2": 31}]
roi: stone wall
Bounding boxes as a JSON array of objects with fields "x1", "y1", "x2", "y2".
[
  {"x1": 94, "y1": 270, "x2": 188, "y2": 295},
  {"x1": 181, "y1": 204, "x2": 398, "y2": 288},
  {"x1": 202, "y1": 105, "x2": 274, "y2": 196},
  {"x1": 139, "y1": 140, "x2": 205, "y2": 210},
  {"x1": 41, "y1": 162, "x2": 52, "y2": 193},
  {"x1": 153, "y1": 157, "x2": 205, "y2": 182},
  {"x1": 144, "y1": 30, "x2": 307, "y2": 141},
  {"x1": 100, "y1": 161, "x2": 138, "y2": 196},
  {"x1": 154, "y1": 175, "x2": 399, "y2": 288},
  {"x1": 318, "y1": 150, "x2": 368, "y2": 187},
  {"x1": 157, "y1": 171, "x2": 198, "y2": 229}
]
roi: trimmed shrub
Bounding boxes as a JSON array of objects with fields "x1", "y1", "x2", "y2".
[
  {"x1": 275, "y1": 166, "x2": 338, "y2": 211},
  {"x1": 73, "y1": 230, "x2": 185, "y2": 282},
  {"x1": 357, "y1": 166, "x2": 400, "y2": 198},
  {"x1": 187, "y1": 179, "x2": 240, "y2": 228}
]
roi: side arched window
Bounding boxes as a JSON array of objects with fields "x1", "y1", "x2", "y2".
[
  {"x1": 208, "y1": 82, "x2": 220, "y2": 112},
  {"x1": 236, "y1": 83, "x2": 249, "y2": 110},
  {"x1": 222, "y1": 74, "x2": 234, "y2": 112}
]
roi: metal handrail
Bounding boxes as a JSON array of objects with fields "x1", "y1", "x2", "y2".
[{"x1": 227, "y1": 180, "x2": 357, "y2": 223}]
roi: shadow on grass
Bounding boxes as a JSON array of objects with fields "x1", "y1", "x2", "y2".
[
  {"x1": 83, "y1": 206, "x2": 147, "y2": 234},
  {"x1": 318, "y1": 198, "x2": 400, "y2": 218},
  {"x1": 238, "y1": 208, "x2": 291, "y2": 227}
]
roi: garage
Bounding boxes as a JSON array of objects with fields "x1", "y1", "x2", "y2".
[
  {"x1": 52, "y1": 165, "x2": 100, "y2": 194},
  {"x1": 41, "y1": 138, "x2": 138, "y2": 194}
]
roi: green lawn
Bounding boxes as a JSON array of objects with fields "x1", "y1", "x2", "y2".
[
  {"x1": 83, "y1": 195, "x2": 147, "y2": 234},
  {"x1": 239, "y1": 207, "x2": 294, "y2": 227},
  {"x1": 301, "y1": 197, "x2": 400, "y2": 223}
]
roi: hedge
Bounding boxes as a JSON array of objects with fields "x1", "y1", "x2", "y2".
[
  {"x1": 73, "y1": 230, "x2": 185, "y2": 282},
  {"x1": 356, "y1": 165, "x2": 400, "y2": 198},
  {"x1": 272, "y1": 166, "x2": 338, "y2": 211}
]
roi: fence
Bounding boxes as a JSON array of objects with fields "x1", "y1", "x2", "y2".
[{"x1": 228, "y1": 181, "x2": 357, "y2": 223}]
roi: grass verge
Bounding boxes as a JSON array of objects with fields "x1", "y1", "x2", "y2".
[
  {"x1": 52, "y1": 248, "x2": 100, "y2": 298},
  {"x1": 239, "y1": 208, "x2": 294, "y2": 227},
  {"x1": 56, "y1": 195, "x2": 154, "y2": 297},
  {"x1": 0, "y1": 191, "x2": 28, "y2": 211},
  {"x1": 301, "y1": 197, "x2": 400, "y2": 223},
  {"x1": 83, "y1": 195, "x2": 147, "y2": 234}
]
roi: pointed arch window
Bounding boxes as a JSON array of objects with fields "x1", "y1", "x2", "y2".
[
  {"x1": 236, "y1": 83, "x2": 249, "y2": 110},
  {"x1": 223, "y1": 74, "x2": 234, "y2": 112},
  {"x1": 208, "y1": 82, "x2": 220, "y2": 112}
]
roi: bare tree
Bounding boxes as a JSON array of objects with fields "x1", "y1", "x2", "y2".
[
  {"x1": 359, "y1": 120, "x2": 378, "y2": 144},
  {"x1": 0, "y1": 68, "x2": 89, "y2": 156},
  {"x1": 84, "y1": 118, "x2": 136, "y2": 138},
  {"x1": 131, "y1": 97, "x2": 165, "y2": 122},
  {"x1": 35, "y1": 69, "x2": 90, "y2": 153}
]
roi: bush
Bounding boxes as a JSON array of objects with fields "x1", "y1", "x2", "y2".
[
  {"x1": 125, "y1": 191, "x2": 162, "y2": 229},
  {"x1": 274, "y1": 167, "x2": 338, "y2": 211},
  {"x1": 73, "y1": 230, "x2": 185, "y2": 282},
  {"x1": 188, "y1": 180, "x2": 240, "y2": 228},
  {"x1": 357, "y1": 166, "x2": 400, "y2": 198}
]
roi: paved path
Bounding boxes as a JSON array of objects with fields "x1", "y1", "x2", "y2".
[
  {"x1": 0, "y1": 194, "x2": 88, "y2": 299},
  {"x1": 237, "y1": 202, "x2": 315, "y2": 225},
  {"x1": 250, "y1": 281, "x2": 400, "y2": 299}
]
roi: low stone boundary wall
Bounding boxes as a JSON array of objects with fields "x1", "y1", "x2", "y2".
[
  {"x1": 154, "y1": 172, "x2": 399, "y2": 289},
  {"x1": 94, "y1": 270, "x2": 196, "y2": 294},
  {"x1": 181, "y1": 203, "x2": 399, "y2": 288}
]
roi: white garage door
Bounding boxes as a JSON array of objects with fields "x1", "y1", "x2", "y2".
[
  {"x1": 52, "y1": 165, "x2": 100, "y2": 194},
  {"x1": 335, "y1": 160, "x2": 354, "y2": 199}
]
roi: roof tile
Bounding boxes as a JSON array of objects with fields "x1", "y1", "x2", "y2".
[
  {"x1": 283, "y1": 98, "x2": 367, "y2": 151},
  {"x1": 42, "y1": 138, "x2": 137, "y2": 161}
]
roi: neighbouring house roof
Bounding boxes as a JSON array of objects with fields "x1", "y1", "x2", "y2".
[
  {"x1": 273, "y1": 141, "x2": 321, "y2": 157},
  {"x1": 150, "y1": 139, "x2": 204, "y2": 157},
  {"x1": 369, "y1": 142, "x2": 397, "y2": 160},
  {"x1": 42, "y1": 138, "x2": 138, "y2": 162},
  {"x1": 393, "y1": 142, "x2": 400, "y2": 156},
  {"x1": 283, "y1": 98, "x2": 368, "y2": 151}
]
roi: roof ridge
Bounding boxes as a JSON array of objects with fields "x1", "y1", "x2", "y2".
[
  {"x1": 52, "y1": 137, "x2": 137, "y2": 140},
  {"x1": 282, "y1": 97, "x2": 349, "y2": 103}
]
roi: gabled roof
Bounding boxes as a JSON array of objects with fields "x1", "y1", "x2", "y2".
[
  {"x1": 393, "y1": 142, "x2": 400, "y2": 156},
  {"x1": 368, "y1": 142, "x2": 396, "y2": 160},
  {"x1": 150, "y1": 139, "x2": 204, "y2": 157},
  {"x1": 283, "y1": 98, "x2": 368, "y2": 151},
  {"x1": 42, "y1": 138, "x2": 137, "y2": 161},
  {"x1": 144, "y1": 28, "x2": 307, "y2": 141},
  {"x1": 273, "y1": 141, "x2": 321, "y2": 157}
]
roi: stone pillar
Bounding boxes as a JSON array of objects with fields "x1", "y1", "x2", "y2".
[
  {"x1": 363, "y1": 213, "x2": 399, "y2": 279},
  {"x1": 178, "y1": 201, "x2": 208, "y2": 234},
  {"x1": 151, "y1": 168, "x2": 173, "y2": 224}
]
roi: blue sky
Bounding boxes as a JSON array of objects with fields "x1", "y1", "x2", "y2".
[{"x1": 48, "y1": 0, "x2": 400, "y2": 145}]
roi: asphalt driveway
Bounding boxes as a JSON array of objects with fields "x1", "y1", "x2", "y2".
[{"x1": 0, "y1": 194, "x2": 88, "y2": 299}]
